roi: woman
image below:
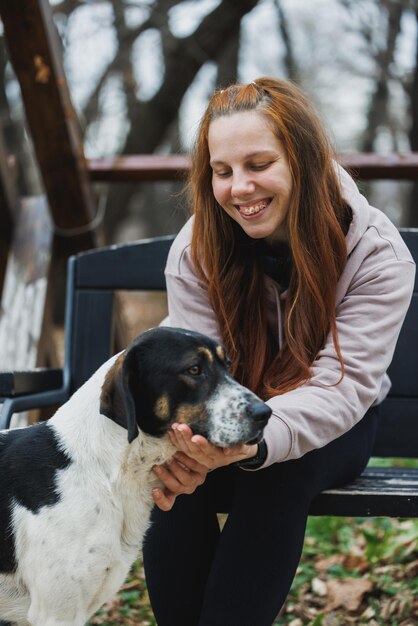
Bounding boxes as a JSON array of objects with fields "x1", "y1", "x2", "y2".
[{"x1": 142, "y1": 78, "x2": 415, "y2": 626}]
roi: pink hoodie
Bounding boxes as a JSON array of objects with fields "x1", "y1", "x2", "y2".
[{"x1": 162, "y1": 166, "x2": 416, "y2": 467}]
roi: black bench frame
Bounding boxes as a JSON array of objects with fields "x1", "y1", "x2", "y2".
[{"x1": 1, "y1": 230, "x2": 417, "y2": 517}]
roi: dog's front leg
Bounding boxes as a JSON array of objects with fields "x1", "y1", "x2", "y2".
[
  {"x1": 27, "y1": 613, "x2": 87, "y2": 626},
  {"x1": 1, "y1": 617, "x2": 79, "y2": 626},
  {"x1": 27, "y1": 599, "x2": 88, "y2": 626}
]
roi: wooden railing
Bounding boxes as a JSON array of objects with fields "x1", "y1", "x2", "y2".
[{"x1": 87, "y1": 153, "x2": 418, "y2": 183}]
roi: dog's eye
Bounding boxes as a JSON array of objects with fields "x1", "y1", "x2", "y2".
[{"x1": 188, "y1": 365, "x2": 202, "y2": 376}]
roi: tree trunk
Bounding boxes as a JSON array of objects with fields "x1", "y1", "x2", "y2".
[
  {"x1": 275, "y1": 0, "x2": 299, "y2": 81},
  {"x1": 408, "y1": 8, "x2": 418, "y2": 227},
  {"x1": 361, "y1": 1, "x2": 403, "y2": 152}
]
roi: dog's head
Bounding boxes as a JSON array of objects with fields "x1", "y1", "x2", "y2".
[{"x1": 100, "y1": 327, "x2": 271, "y2": 447}]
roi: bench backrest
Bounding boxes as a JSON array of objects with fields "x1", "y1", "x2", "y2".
[
  {"x1": 66, "y1": 229, "x2": 418, "y2": 458},
  {"x1": 65, "y1": 235, "x2": 174, "y2": 392},
  {"x1": 374, "y1": 230, "x2": 418, "y2": 457}
]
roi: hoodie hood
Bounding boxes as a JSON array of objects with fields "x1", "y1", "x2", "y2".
[{"x1": 336, "y1": 163, "x2": 371, "y2": 255}]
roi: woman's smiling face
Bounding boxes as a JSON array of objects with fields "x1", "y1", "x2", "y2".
[{"x1": 208, "y1": 110, "x2": 293, "y2": 245}]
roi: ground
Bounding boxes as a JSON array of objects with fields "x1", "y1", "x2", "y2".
[{"x1": 87, "y1": 514, "x2": 418, "y2": 626}]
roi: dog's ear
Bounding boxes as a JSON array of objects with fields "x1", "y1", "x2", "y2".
[{"x1": 100, "y1": 353, "x2": 139, "y2": 443}]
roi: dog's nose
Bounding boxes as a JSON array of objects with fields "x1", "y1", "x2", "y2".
[{"x1": 249, "y1": 402, "x2": 272, "y2": 423}]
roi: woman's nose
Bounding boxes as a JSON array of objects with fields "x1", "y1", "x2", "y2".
[{"x1": 231, "y1": 172, "x2": 256, "y2": 197}]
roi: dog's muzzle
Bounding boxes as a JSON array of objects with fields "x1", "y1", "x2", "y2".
[{"x1": 194, "y1": 385, "x2": 273, "y2": 448}]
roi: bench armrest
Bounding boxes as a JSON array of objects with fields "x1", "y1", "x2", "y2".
[
  {"x1": 0, "y1": 368, "x2": 69, "y2": 430},
  {"x1": 0, "y1": 368, "x2": 63, "y2": 396}
]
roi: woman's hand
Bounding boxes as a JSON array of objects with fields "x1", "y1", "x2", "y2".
[
  {"x1": 152, "y1": 450, "x2": 209, "y2": 511},
  {"x1": 152, "y1": 424, "x2": 258, "y2": 511},
  {"x1": 169, "y1": 423, "x2": 258, "y2": 470}
]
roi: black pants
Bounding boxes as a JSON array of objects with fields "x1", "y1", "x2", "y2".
[{"x1": 143, "y1": 408, "x2": 378, "y2": 626}]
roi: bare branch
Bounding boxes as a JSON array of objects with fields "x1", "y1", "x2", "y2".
[
  {"x1": 273, "y1": 0, "x2": 299, "y2": 81},
  {"x1": 81, "y1": 0, "x2": 178, "y2": 123}
]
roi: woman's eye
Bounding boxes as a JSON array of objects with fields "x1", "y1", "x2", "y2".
[
  {"x1": 214, "y1": 170, "x2": 231, "y2": 178},
  {"x1": 251, "y1": 162, "x2": 270, "y2": 171},
  {"x1": 188, "y1": 365, "x2": 202, "y2": 376}
]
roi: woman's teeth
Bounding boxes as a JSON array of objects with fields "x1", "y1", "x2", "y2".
[{"x1": 240, "y1": 201, "x2": 268, "y2": 216}]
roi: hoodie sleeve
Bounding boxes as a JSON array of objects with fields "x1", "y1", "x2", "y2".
[{"x1": 261, "y1": 255, "x2": 416, "y2": 467}]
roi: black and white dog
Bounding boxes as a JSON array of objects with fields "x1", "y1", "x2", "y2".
[{"x1": 0, "y1": 327, "x2": 271, "y2": 626}]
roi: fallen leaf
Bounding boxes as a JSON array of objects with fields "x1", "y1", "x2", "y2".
[
  {"x1": 312, "y1": 577, "x2": 328, "y2": 597},
  {"x1": 33, "y1": 55, "x2": 50, "y2": 83},
  {"x1": 343, "y1": 554, "x2": 370, "y2": 573},
  {"x1": 325, "y1": 577, "x2": 373, "y2": 611},
  {"x1": 361, "y1": 605, "x2": 376, "y2": 619},
  {"x1": 315, "y1": 554, "x2": 344, "y2": 572},
  {"x1": 405, "y1": 559, "x2": 418, "y2": 577},
  {"x1": 322, "y1": 616, "x2": 340, "y2": 626},
  {"x1": 402, "y1": 539, "x2": 417, "y2": 557}
]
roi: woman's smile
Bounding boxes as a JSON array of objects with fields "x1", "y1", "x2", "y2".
[{"x1": 235, "y1": 197, "x2": 272, "y2": 218}]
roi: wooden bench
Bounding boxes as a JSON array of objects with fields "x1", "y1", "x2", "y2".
[{"x1": 1, "y1": 230, "x2": 417, "y2": 518}]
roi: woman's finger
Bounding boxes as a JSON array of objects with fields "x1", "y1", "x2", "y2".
[
  {"x1": 153, "y1": 460, "x2": 205, "y2": 495},
  {"x1": 174, "y1": 451, "x2": 208, "y2": 474},
  {"x1": 170, "y1": 425, "x2": 259, "y2": 470},
  {"x1": 171, "y1": 431, "x2": 224, "y2": 468},
  {"x1": 175, "y1": 426, "x2": 223, "y2": 461},
  {"x1": 166, "y1": 458, "x2": 206, "y2": 488},
  {"x1": 152, "y1": 487, "x2": 176, "y2": 511},
  {"x1": 170, "y1": 428, "x2": 213, "y2": 464},
  {"x1": 169, "y1": 425, "x2": 199, "y2": 455}
]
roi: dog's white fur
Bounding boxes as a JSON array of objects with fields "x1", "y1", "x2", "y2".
[{"x1": 0, "y1": 355, "x2": 175, "y2": 626}]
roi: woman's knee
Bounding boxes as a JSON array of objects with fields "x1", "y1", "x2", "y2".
[{"x1": 293, "y1": 406, "x2": 379, "y2": 492}]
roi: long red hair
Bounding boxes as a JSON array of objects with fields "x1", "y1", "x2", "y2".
[{"x1": 189, "y1": 78, "x2": 350, "y2": 399}]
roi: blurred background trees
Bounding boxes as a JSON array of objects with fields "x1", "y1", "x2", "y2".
[{"x1": 1, "y1": 0, "x2": 418, "y2": 245}]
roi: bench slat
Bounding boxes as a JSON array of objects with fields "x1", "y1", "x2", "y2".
[{"x1": 310, "y1": 467, "x2": 418, "y2": 517}]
